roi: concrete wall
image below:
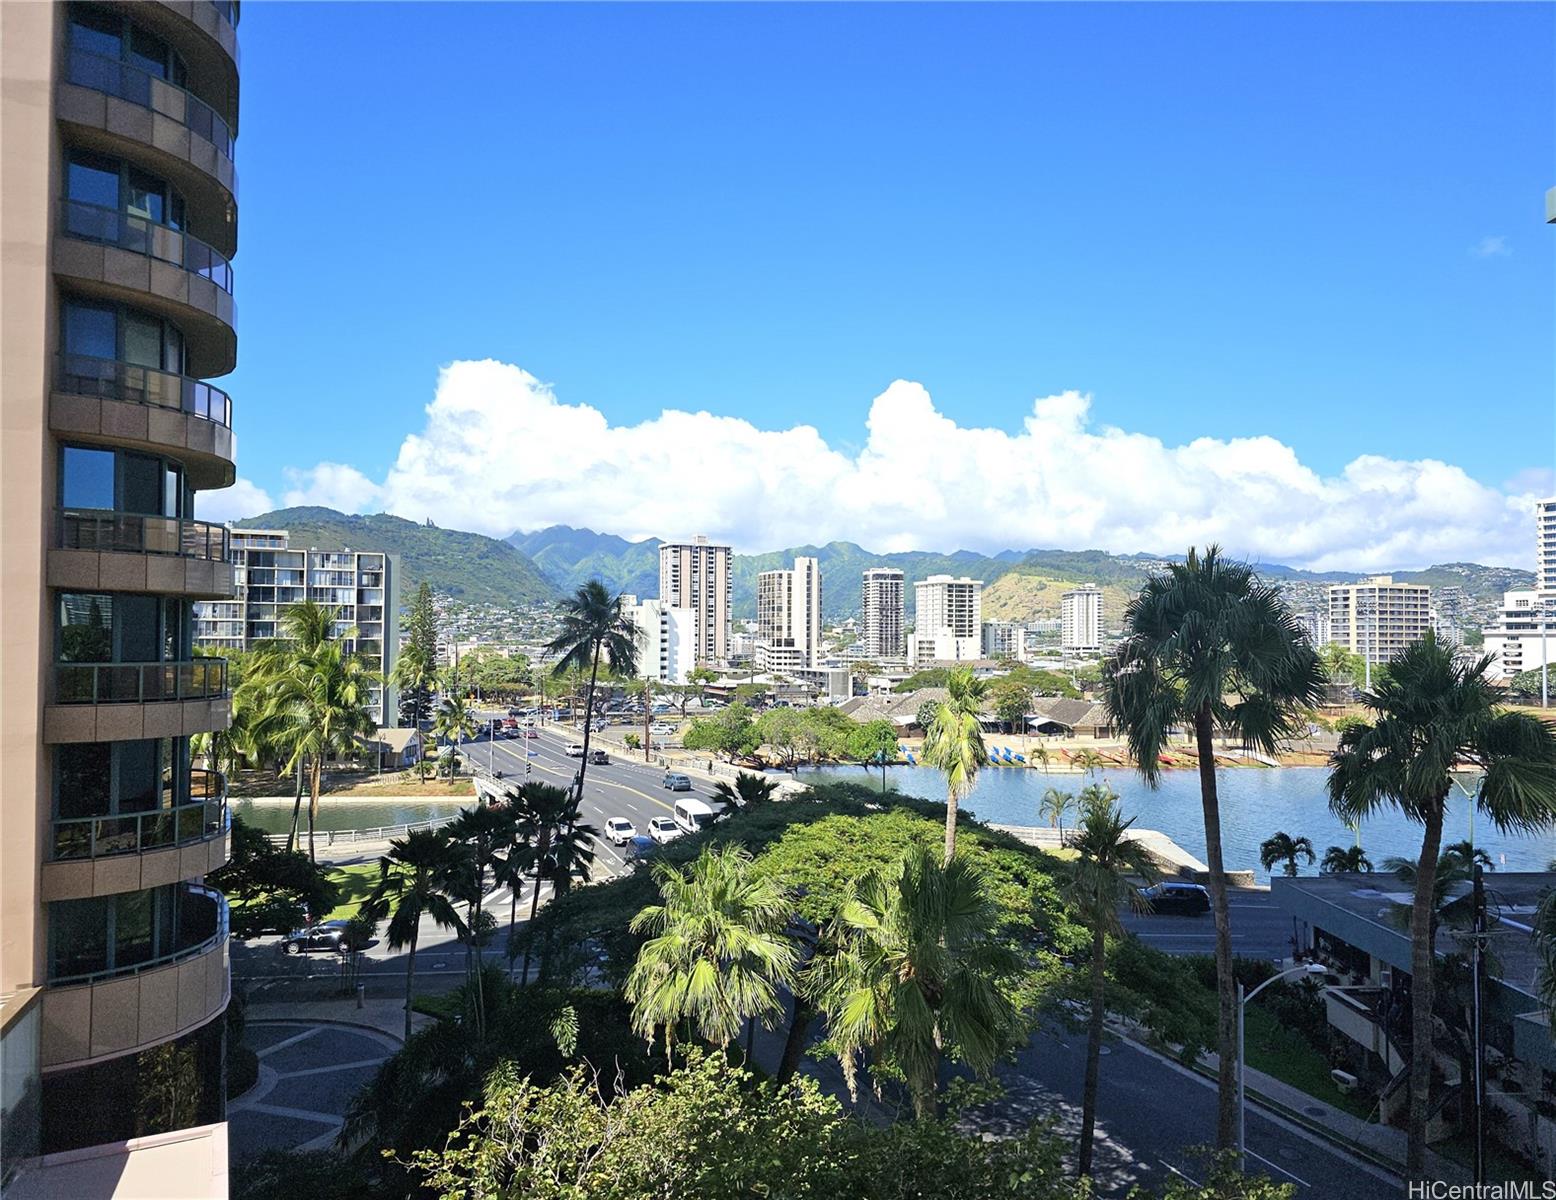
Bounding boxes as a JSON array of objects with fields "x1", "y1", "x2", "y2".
[{"x1": 9, "y1": 1121, "x2": 228, "y2": 1200}]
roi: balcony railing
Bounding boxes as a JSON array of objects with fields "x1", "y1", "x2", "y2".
[
  {"x1": 54, "y1": 658, "x2": 228, "y2": 705},
  {"x1": 52, "y1": 769, "x2": 228, "y2": 861},
  {"x1": 66, "y1": 47, "x2": 234, "y2": 159},
  {"x1": 60, "y1": 199, "x2": 233, "y2": 293},
  {"x1": 58, "y1": 507, "x2": 229, "y2": 563},
  {"x1": 48, "y1": 884, "x2": 227, "y2": 987},
  {"x1": 209, "y1": 0, "x2": 240, "y2": 28},
  {"x1": 55, "y1": 352, "x2": 232, "y2": 427}
]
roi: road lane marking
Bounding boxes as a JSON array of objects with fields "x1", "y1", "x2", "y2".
[
  {"x1": 1246, "y1": 1149, "x2": 1311, "y2": 1189},
  {"x1": 1159, "y1": 1160, "x2": 1200, "y2": 1187}
]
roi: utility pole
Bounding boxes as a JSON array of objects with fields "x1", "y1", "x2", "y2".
[{"x1": 1470, "y1": 865, "x2": 1487, "y2": 1186}]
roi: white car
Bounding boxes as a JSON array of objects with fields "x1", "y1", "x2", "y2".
[
  {"x1": 649, "y1": 722, "x2": 674, "y2": 735},
  {"x1": 603, "y1": 817, "x2": 636, "y2": 845},
  {"x1": 565, "y1": 743, "x2": 585, "y2": 757},
  {"x1": 647, "y1": 816, "x2": 681, "y2": 843}
]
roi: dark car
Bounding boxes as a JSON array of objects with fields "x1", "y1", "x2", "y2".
[
  {"x1": 624, "y1": 834, "x2": 658, "y2": 867},
  {"x1": 588, "y1": 748, "x2": 609, "y2": 765},
  {"x1": 279, "y1": 920, "x2": 351, "y2": 955},
  {"x1": 1138, "y1": 882, "x2": 1211, "y2": 916}
]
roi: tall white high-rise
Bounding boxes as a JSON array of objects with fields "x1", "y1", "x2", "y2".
[
  {"x1": 861, "y1": 567, "x2": 905, "y2": 658},
  {"x1": 659, "y1": 536, "x2": 732, "y2": 665},
  {"x1": 1061, "y1": 587, "x2": 1104, "y2": 653},
  {"x1": 1538, "y1": 497, "x2": 1556, "y2": 595},
  {"x1": 910, "y1": 575, "x2": 983, "y2": 664},
  {"x1": 622, "y1": 594, "x2": 697, "y2": 684},
  {"x1": 756, "y1": 556, "x2": 823, "y2": 669}
]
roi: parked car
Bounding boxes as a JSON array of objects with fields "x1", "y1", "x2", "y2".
[
  {"x1": 672, "y1": 797, "x2": 717, "y2": 835},
  {"x1": 507, "y1": 706, "x2": 523, "y2": 717},
  {"x1": 649, "y1": 722, "x2": 675, "y2": 735},
  {"x1": 565, "y1": 743, "x2": 585, "y2": 757},
  {"x1": 279, "y1": 920, "x2": 351, "y2": 956},
  {"x1": 648, "y1": 816, "x2": 681, "y2": 844},
  {"x1": 588, "y1": 748, "x2": 609, "y2": 764},
  {"x1": 661, "y1": 772, "x2": 692, "y2": 791},
  {"x1": 603, "y1": 817, "x2": 636, "y2": 845},
  {"x1": 1138, "y1": 882, "x2": 1211, "y2": 915}
]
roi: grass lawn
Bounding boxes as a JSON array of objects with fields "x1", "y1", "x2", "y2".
[
  {"x1": 1243, "y1": 1006, "x2": 1374, "y2": 1119},
  {"x1": 1437, "y1": 1128, "x2": 1544, "y2": 1182},
  {"x1": 324, "y1": 861, "x2": 382, "y2": 919}
]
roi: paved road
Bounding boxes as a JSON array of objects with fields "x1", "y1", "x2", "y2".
[{"x1": 1121, "y1": 888, "x2": 1297, "y2": 961}]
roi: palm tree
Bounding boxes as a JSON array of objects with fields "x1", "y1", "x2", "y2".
[
  {"x1": 1062, "y1": 786, "x2": 1159, "y2": 1178},
  {"x1": 434, "y1": 694, "x2": 479, "y2": 778},
  {"x1": 1442, "y1": 840, "x2": 1493, "y2": 872},
  {"x1": 1104, "y1": 545, "x2": 1324, "y2": 1149},
  {"x1": 546, "y1": 582, "x2": 639, "y2": 807},
  {"x1": 1327, "y1": 634, "x2": 1556, "y2": 1177},
  {"x1": 710, "y1": 771, "x2": 778, "y2": 810},
  {"x1": 391, "y1": 649, "x2": 437, "y2": 783},
  {"x1": 624, "y1": 845, "x2": 796, "y2": 1065},
  {"x1": 1320, "y1": 844, "x2": 1373, "y2": 874},
  {"x1": 920, "y1": 668, "x2": 990, "y2": 862},
  {"x1": 815, "y1": 844, "x2": 1017, "y2": 1120},
  {"x1": 368, "y1": 828, "x2": 468, "y2": 1041},
  {"x1": 1259, "y1": 831, "x2": 1316, "y2": 877},
  {"x1": 512, "y1": 783, "x2": 598, "y2": 986},
  {"x1": 1030, "y1": 744, "x2": 1051, "y2": 774},
  {"x1": 1535, "y1": 884, "x2": 1556, "y2": 1037},
  {"x1": 1071, "y1": 748, "x2": 1107, "y2": 776},
  {"x1": 1040, "y1": 787, "x2": 1076, "y2": 841}
]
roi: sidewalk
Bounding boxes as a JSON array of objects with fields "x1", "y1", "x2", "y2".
[{"x1": 245, "y1": 996, "x2": 433, "y2": 1042}]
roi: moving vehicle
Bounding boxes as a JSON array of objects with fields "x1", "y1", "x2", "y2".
[
  {"x1": 661, "y1": 772, "x2": 692, "y2": 791},
  {"x1": 524, "y1": 728, "x2": 540, "y2": 739},
  {"x1": 1138, "y1": 882, "x2": 1211, "y2": 916},
  {"x1": 672, "y1": 797, "x2": 717, "y2": 835},
  {"x1": 649, "y1": 722, "x2": 674, "y2": 735},
  {"x1": 624, "y1": 834, "x2": 658, "y2": 864},
  {"x1": 603, "y1": 817, "x2": 636, "y2": 845},
  {"x1": 588, "y1": 748, "x2": 609, "y2": 764},
  {"x1": 502, "y1": 717, "x2": 519, "y2": 731},
  {"x1": 279, "y1": 920, "x2": 351, "y2": 956},
  {"x1": 565, "y1": 743, "x2": 585, "y2": 757},
  {"x1": 647, "y1": 816, "x2": 680, "y2": 843}
]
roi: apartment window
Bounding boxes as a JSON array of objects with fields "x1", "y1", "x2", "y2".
[
  {"x1": 65, "y1": 151, "x2": 186, "y2": 237},
  {"x1": 57, "y1": 593, "x2": 188, "y2": 663},
  {"x1": 69, "y1": 4, "x2": 186, "y2": 86},
  {"x1": 47, "y1": 884, "x2": 198, "y2": 981},
  {"x1": 59, "y1": 444, "x2": 187, "y2": 518},
  {"x1": 61, "y1": 299, "x2": 185, "y2": 373}
]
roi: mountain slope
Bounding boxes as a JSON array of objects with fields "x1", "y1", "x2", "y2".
[
  {"x1": 237, "y1": 508, "x2": 557, "y2": 607},
  {"x1": 508, "y1": 525, "x2": 662, "y2": 597}
]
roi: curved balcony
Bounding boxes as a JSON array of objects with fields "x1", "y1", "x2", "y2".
[
  {"x1": 139, "y1": 2, "x2": 242, "y2": 113},
  {"x1": 49, "y1": 509, "x2": 234, "y2": 600},
  {"x1": 61, "y1": 200, "x2": 232, "y2": 293},
  {"x1": 44, "y1": 660, "x2": 230, "y2": 746},
  {"x1": 50, "y1": 354, "x2": 234, "y2": 489},
  {"x1": 56, "y1": 47, "x2": 237, "y2": 259},
  {"x1": 39, "y1": 886, "x2": 229, "y2": 1069}
]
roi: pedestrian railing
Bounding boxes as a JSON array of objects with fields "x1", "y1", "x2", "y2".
[{"x1": 259, "y1": 811, "x2": 463, "y2": 850}]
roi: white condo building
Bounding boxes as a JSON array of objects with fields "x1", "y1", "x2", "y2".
[
  {"x1": 1327, "y1": 576, "x2": 1431, "y2": 666},
  {"x1": 622, "y1": 594, "x2": 697, "y2": 684},
  {"x1": 1296, "y1": 608, "x2": 1332, "y2": 649},
  {"x1": 1539, "y1": 498, "x2": 1556, "y2": 595},
  {"x1": 659, "y1": 535, "x2": 732, "y2": 665},
  {"x1": 756, "y1": 556, "x2": 823, "y2": 671},
  {"x1": 1482, "y1": 591, "x2": 1555, "y2": 680},
  {"x1": 981, "y1": 620, "x2": 1030, "y2": 661},
  {"x1": 910, "y1": 575, "x2": 983, "y2": 664},
  {"x1": 1061, "y1": 587, "x2": 1104, "y2": 654},
  {"x1": 861, "y1": 567, "x2": 905, "y2": 659},
  {"x1": 194, "y1": 529, "x2": 400, "y2": 725}
]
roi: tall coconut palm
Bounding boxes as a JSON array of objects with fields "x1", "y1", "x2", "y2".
[
  {"x1": 1258, "y1": 831, "x2": 1316, "y2": 877},
  {"x1": 546, "y1": 582, "x2": 639, "y2": 806},
  {"x1": 431, "y1": 694, "x2": 479, "y2": 779},
  {"x1": 1104, "y1": 545, "x2": 1324, "y2": 1149},
  {"x1": 1040, "y1": 787, "x2": 1076, "y2": 840},
  {"x1": 921, "y1": 668, "x2": 990, "y2": 862},
  {"x1": 368, "y1": 828, "x2": 468, "y2": 1041},
  {"x1": 1320, "y1": 844, "x2": 1373, "y2": 874},
  {"x1": 1062, "y1": 786, "x2": 1159, "y2": 1178},
  {"x1": 1327, "y1": 634, "x2": 1556, "y2": 1177},
  {"x1": 814, "y1": 844, "x2": 1017, "y2": 1120},
  {"x1": 625, "y1": 845, "x2": 796, "y2": 1065},
  {"x1": 512, "y1": 783, "x2": 598, "y2": 986}
]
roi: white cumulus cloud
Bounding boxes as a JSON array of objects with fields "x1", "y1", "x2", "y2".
[
  {"x1": 1472, "y1": 235, "x2": 1511, "y2": 258},
  {"x1": 194, "y1": 476, "x2": 273, "y2": 523},
  {"x1": 272, "y1": 359, "x2": 1540, "y2": 571}
]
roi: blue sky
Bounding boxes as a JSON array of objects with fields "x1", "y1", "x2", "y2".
[{"x1": 211, "y1": 2, "x2": 1555, "y2": 566}]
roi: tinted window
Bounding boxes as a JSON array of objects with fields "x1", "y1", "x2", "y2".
[
  {"x1": 118, "y1": 595, "x2": 158, "y2": 661},
  {"x1": 56, "y1": 742, "x2": 111, "y2": 820},
  {"x1": 58, "y1": 593, "x2": 114, "y2": 662},
  {"x1": 118, "y1": 739, "x2": 158, "y2": 811},
  {"x1": 67, "y1": 153, "x2": 119, "y2": 208},
  {"x1": 127, "y1": 25, "x2": 169, "y2": 78},
  {"x1": 125, "y1": 167, "x2": 165, "y2": 224},
  {"x1": 60, "y1": 446, "x2": 115, "y2": 509},
  {"x1": 69, "y1": 6, "x2": 121, "y2": 59},
  {"x1": 121, "y1": 312, "x2": 162, "y2": 370},
  {"x1": 63, "y1": 301, "x2": 116, "y2": 359},
  {"x1": 119, "y1": 453, "x2": 161, "y2": 514}
]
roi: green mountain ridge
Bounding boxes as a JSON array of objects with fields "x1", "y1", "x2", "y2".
[{"x1": 235, "y1": 508, "x2": 557, "y2": 607}]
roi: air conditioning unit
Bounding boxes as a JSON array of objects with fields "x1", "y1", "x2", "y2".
[
  {"x1": 1330, "y1": 1069, "x2": 1359, "y2": 1094},
  {"x1": 1378, "y1": 968, "x2": 1393, "y2": 989}
]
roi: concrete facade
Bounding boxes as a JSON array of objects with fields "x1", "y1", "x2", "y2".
[
  {"x1": 659, "y1": 535, "x2": 732, "y2": 665},
  {"x1": 910, "y1": 575, "x2": 982, "y2": 665},
  {"x1": 622, "y1": 594, "x2": 696, "y2": 685},
  {"x1": 755, "y1": 555, "x2": 822, "y2": 671},
  {"x1": 1327, "y1": 576, "x2": 1431, "y2": 665},
  {"x1": 861, "y1": 567, "x2": 904, "y2": 659},
  {"x1": 1060, "y1": 586, "x2": 1103, "y2": 654}
]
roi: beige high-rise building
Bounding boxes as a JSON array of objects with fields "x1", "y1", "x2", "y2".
[
  {"x1": 861, "y1": 567, "x2": 904, "y2": 659},
  {"x1": 1328, "y1": 576, "x2": 1431, "y2": 665},
  {"x1": 755, "y1": 556, "x2": 823, "y2": 671},
  {"x1": 659, "y1": 535, "x2": 732, "y2": 665},
  {"x1": 1, "y1": 3, "x2": 241, "y2": 1193}
]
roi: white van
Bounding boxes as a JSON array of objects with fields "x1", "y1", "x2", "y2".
[{"x1": 672, "y1": 797, "x2": 717, "y2": 836}]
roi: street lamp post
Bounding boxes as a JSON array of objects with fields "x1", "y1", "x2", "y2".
[{"x1": 1238, "y1": 961, "x2": 1328, "y2": 1170}]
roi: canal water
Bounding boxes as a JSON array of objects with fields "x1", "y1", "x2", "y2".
[
  {"x1": 802, "y1": 764, "x2": 1556, "y2": 881},
  {"x1": 232, "y1": 798, "x2": 470, "y2": 834}
]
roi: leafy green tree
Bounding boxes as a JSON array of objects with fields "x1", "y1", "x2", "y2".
[
  {"x1": 1062, "y1": 786, "x2": 1159, "y2": 1177},
  {"x1": 797, "y1": 706, "x2": 854, "y2": 763},
  {"x1": 546, "y1": 582, "x2": 639, "y2": 803},
  {"x1": 368, "y1": 828, "x2": 469, "y2": 1040},
  {"x1": 1507, "y1": 668, "x2": 1550, "y2": 700},
  {"x1": 892, "y1": 667, "x2": 952, "y2": 693},
  {"x1": 1320, "y1": 844, "x2": 1372, "y2": 874},
  {"x1": 396, "y1": 582, "x2": 440, "y2": 757},
  {"x1": 683, "y1": 703, "x2": 760, "y2": 762},
  {"x1": 626, "y1": 845, "x2": 796, "y2": 1062},
  {"x1": 1327, "y1": 634, "x2": 1556, "y2": 1176},
  {"x1": 815, "y1": 844, "x2": 1017, "y2": 1119},
  {"x1": 921, "y1": 667, "x2": 990, "y2": 861},
  {"x1": 711, "y1": 771, "x2": 778, "y2": 809},
  {"x1": 687, "y1": 665, "x2": 719, "y2": 703},
  {"x1": 755, "y1": 706, "x2": 805, "y2": 770},
  {"x1": 1318, "y1": 642, "x2": 1366, "y2": 689},
  {"x1": 990, "y1": 677, "x2": 1034, "y2": 734},
  {"x1": 847, "y1": 718, "x2": 900, "y2": 792},
  {"x1": 1536, "y1": 883, "x2": 1556, "y2": 1040},
  {"x1": 1105, "y1": 545, "x2": 1323, "y2": 1149},
  {"x1": 1258, "y1": 832, "x2": 1315, "y2": 877},
  {"x1": 210, "y1": 815, "x2": 339, "y2": 937},
  {"x1": 915, "y1": 699, "x2": 940, "y2": 733}
]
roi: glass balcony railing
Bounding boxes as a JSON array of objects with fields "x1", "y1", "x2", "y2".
[
  {"x1": 65, "y1": 47, "x2": 234, "y2": 160},
  {"x1": 209, "y1": 0, "x2": 240, "y2": 29},
  {"x1": 52, "y1": 769, "x2": 228, "y2": 861},
  {"x1": 48, "y1": 884, "x2": 227, "y2": 987},
  {"x1": 58, "y1": 508, "x2": 229, "y2": 562},
  {"x1": 60, "y1": 199, "x2": 233, "y2": 294},
  {"x1": 55, "y1": 353, "x2": 232, "y2": 427},
  {"x1": 53, "y1": 658, "x2": 228, "y2": 705}
]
